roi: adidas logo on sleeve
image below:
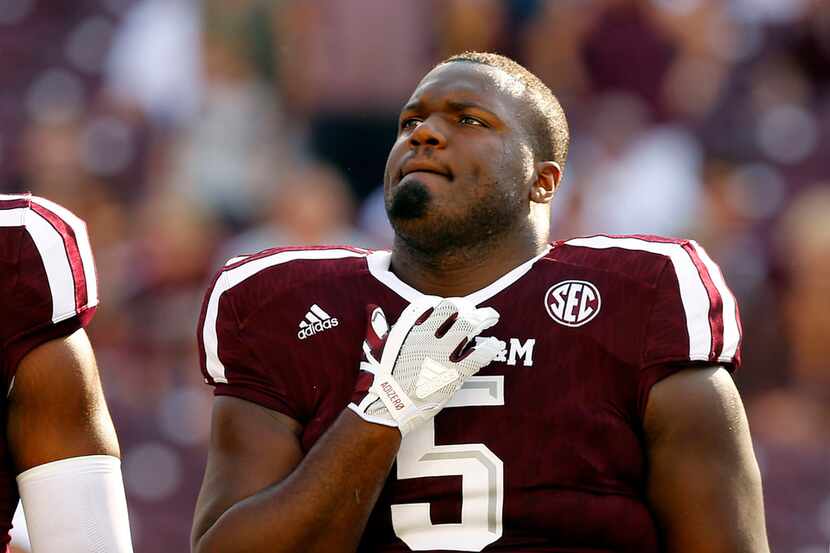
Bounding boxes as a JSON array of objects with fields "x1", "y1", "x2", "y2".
[{"x1": 297, "y1": 304, "x2": 339, "y2": 340}]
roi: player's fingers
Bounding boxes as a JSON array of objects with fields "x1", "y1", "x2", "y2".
[
  {"x1": 408, "y1": 295, "x2": 443, "y2": 322},
  {"x1": 364, "y1": 305, "x2": 388, "y2": 345},
  {"x1": 361, "y1": 342, "x2": 383, "y2": 367},
  {"x1": 434, "y1": 312, "x2": 459, "y2": 338},
  {"x1": 437, "y1": 299, "x2": 494, "y2": 339},
  {"x1": 453, "y1": 306, "x2": 500, "y2": 345},
  {"x1": 460, "y1": 337, "x2": 505, "y2": 375},
  {"x1": 362, "y1": 306, "x2": 389, "y2": 366},
  {"x1": 380, "y1": 296, "x2": 441, "y2": 371},
  {"x1": 449, "y1": 334, "x2": 501, "y2": 362},
  {"x1": 358, "y1": 360, "x2": 380, "y2": 374},
  {"x1": 474, "y1": 306, "x2": 500, "y2": 327},
  {"x1": 423, "y1": 298, "x2": 462, "y2": 338}
]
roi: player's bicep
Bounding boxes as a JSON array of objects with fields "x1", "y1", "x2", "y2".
[
  {"x1": 192, "y1": 396, "x2": 304, "y2": 546},
  {"x1": 7, "y1": 329, "x2": 119, "y2": 473},
  {"x1": 644, "y1": 366, "x2": 769, "y2": 553}
]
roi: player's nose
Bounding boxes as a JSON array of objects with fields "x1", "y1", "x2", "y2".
[{"x1": 409, "y1": 117, "x2": 447, "y2": 149}]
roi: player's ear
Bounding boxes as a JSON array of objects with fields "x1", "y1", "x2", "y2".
[{"x1": 530, "y1": 161, "x2": 561, "y2": 205}]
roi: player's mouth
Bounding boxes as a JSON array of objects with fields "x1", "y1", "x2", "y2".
[{"x1": 398, "y1": 160, "x2": 453, "y2": 183}]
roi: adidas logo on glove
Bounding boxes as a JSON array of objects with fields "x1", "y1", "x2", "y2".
[
  {"x1": 297, "y1": 304, "x2": 339, "y2": 340},
  {"x1": 415, "y1": 358, "x2": 460, "y2": 399}
]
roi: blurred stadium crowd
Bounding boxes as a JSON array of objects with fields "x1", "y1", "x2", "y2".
[{"x1": 1, "y1": 0, "x2": 828, "y2": 551}]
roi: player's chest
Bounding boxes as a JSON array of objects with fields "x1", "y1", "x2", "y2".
[{"x1": 294, "y1": 273, "x2": 648, "y2": 431}]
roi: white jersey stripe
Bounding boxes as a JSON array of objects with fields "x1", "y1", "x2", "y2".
[
  {"x1": 204, "y1": 248, "x2": 366, "y2": 384},
  {"x1": 225, "y1": 255, "x2": 249, "y2": 266},
  {"x1": 0, "y1": 207, "x2": 27, "y2": 227},
  {"x1": 32, "y1": 196, "x2": 98, "y2": 309},
  {"x1": 689, "y1": 241, "x2": 740, "y2": 361},
  {"x1": 25, "y1": 208, "x2": 78, "y2": 323},
  {"x1": 565, "y1": 236, "x2": 713, "y2": 361},
  {"x1": 310, "y1": 304, "x2": 330, "y2": 320},
  {"x1": 2, "y1": 198, "x2": 97, "y2": 323},
  {"x1": 366, "y1": 245, "x2": 552, "y2": 306}
]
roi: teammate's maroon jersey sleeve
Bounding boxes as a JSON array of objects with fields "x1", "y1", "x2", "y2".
[{"x1": 0, "y1": 195, "x2": 98, "y2": 387}]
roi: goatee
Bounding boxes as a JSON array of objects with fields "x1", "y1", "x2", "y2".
[
  {"x1": 388, "y1": 180, "x2": 431, "y2": 220},
  {"x1": 386, "y1": 176, "x2": 524, "y2": 257}
]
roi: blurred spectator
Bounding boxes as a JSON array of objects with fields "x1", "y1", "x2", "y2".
[
  {"x1": 163, "y1": 0, "x2": 292, "y2": 229},
  {"x1": 522, "y1": 1, "x2": 596, "y2": 115},
  {"x1": 0, "y1": 1, "x2": 120, "y2": 181},
  {"x1": 692, "y1": 159, "x2": 786, "y2": 296},
  {"x1": 105, "y1": 0, "x2": 202, "y2": 126},
  {"x1": 789, "y1": 1, "x2": 830, "y2": 99},
  {"x1": 358, "y1": 185, "x2": 396, "y2": 249},
  {"x1": 221, "y1": 161, "x2": 379, "y2": 260},
  {"x1": 436, "y1": 0, "x2": 508, "y2": 59},
  {"x1": 749, "y1": 187, "x2": 830, "y2": 552},
  {"x1": 580, "y1": 0, "x2": 677, "y2": 118},
  {"x1": 277, "y1": 0, "x2": 435, "y2": 202},
  {"x1": 551, "y1": 93, "x2": 704, "y2": 238}
]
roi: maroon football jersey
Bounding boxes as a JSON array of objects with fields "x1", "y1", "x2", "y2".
[
  {"x1": 0, "y1": 194, "x2": 98, "y2": 549},
  {"x1": 198, "y1": 235, "x2": 741, "y2": 552}
]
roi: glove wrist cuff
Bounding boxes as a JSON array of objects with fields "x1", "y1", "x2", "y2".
[{"x1": 369, "y1": 374, "x2": 419, "y2": 434}]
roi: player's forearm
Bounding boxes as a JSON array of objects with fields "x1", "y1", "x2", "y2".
[{"x1": 194, "y1": 410, "x2": 400, "y2": 553}]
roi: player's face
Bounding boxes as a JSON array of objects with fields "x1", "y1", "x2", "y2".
[{"x1": 384, "y1": 62, "x2": 536, "y2": 253}]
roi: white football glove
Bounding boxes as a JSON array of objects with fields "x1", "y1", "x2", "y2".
[{"x1": 349, "y1": 297, "x2": 504, "y2": 436}]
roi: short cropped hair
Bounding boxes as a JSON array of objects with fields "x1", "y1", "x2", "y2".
[{"x1": 440, "y1": 52, "x2": 569, "y2": 169}]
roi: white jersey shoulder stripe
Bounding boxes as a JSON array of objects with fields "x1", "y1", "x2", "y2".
[
  {"x1": 689, "y1": 241, "x2": 740, "y2": 361},
  {"x1": 203, "y1": 248, "x2": 367, "y2": 384},
  {"x1": 1, "y1": 196, "x2": 97, "y2": 324},
  {"x1": 225, "y1": 255, "x2": 250, "y2": 266},
  {"x1": 0, "y1": 207, "x2": 27, "y2": 227},
  {"x1": 25, "y1": 207, "x2": 78, "y2": 323},
  {"x1": 30, "y1": 196, "x2": 98, "y2": 317},
  {"x1": 564, "y1": 235, "x2": 715, "y2": 362}
]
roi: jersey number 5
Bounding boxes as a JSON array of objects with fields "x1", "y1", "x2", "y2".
[{"x1": 391, "y1": 376, "x2": 505, "y2": 551}]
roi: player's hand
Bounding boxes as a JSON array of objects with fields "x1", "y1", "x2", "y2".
[{"x1": 349, "y1": 297, "x2": 504, "y2": 436}]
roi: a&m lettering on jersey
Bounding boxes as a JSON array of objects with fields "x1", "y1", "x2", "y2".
[{"x1": 476, "y1": 337, "x2": 536, "y2": 367}]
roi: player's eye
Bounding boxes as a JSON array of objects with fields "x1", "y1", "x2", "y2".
[
  {"x1": 459, "y1": 115, "x2": 485, "y2": 127},
  {"x1": 401, "y1": 118, "x2": 422, "y2": 131}
]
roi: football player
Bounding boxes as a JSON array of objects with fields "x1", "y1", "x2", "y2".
[
  {"x1": 193, "y1": 53, "x2": 769, "y2": 552},
  {"x1": 0, "y1": 194, "x2": 133, "y2": 552}
]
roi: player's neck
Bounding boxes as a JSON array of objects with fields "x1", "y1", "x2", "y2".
[{"x1": 389, "y1": 231, "x2": 547, "y2": 298}]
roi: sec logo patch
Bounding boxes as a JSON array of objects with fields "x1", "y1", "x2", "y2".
[{"x1": 545, "y1": 280, "x2": 601, "y2": 327}]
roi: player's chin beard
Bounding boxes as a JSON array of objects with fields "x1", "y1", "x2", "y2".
[
  {"x1": 388, "y1": 179, "x2": 431, "y2": 220},
  {"x1": 387, "y1": 178, "x2": 522, "y2": 258}
]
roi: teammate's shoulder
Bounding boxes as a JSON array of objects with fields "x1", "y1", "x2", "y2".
[
  {"x1": 549, "y1": 233, "x2": 714, "y2": 287},
  {"x1": 0, "y1": 194, "x2": 97, "y2": 373},
  {"x1": 1, "y1": 192, "x2": 86, "y2": 228},
  {"x1": 0, "y1": 192, "x2": 33, "y2": 214},
  {"x1": 206, "y1": 244, "x2": 374, "y2": 299},
  {"x1": 0, "y1": 193, "x2": 98, "y2": 315},
  {"x1": 2, "y1": 194, "x2": 92, "y2": 253}
]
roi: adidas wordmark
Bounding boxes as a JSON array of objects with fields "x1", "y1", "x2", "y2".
[{"x1": 297, "y1": 304, "x2": 339, "y2": 340}]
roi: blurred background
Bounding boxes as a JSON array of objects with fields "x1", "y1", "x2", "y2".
[{"x1": 1, "y1": 0, "x2": 828, "y2": 551}]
